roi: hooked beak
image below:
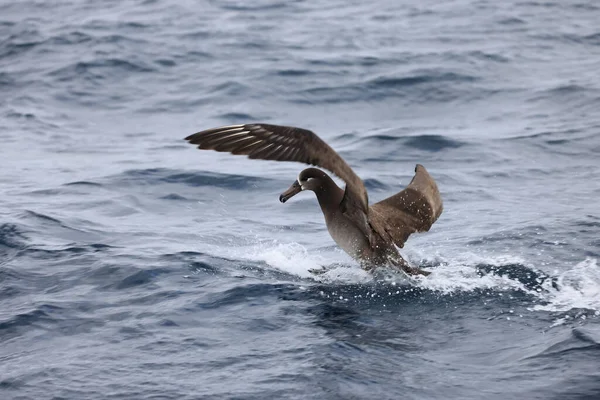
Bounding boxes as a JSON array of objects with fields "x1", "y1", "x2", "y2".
[{"x1": 279, "y1": 180, "x2": 302, "y2": 203}]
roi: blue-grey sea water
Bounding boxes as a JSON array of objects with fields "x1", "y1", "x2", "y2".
[{"x1": 1, "y1": 0, "x2": 600, "y2": 399}]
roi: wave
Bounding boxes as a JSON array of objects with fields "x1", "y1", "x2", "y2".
[
  {"x1": 355, "y1": 133, "x2": 466, "y2": 152},
  {"x1": 211, "y1": 239, "x2": 600, "y2": 316},
  {"x1": 0, "y1": 223, "x2": 28, "y2": 250},
  {"x1": 49, "y1": 58, "x2": 155, "y2": 82},
  {"x1": 524, "y1": 327, "x2": 600, "y2": 360},
  {"x1": 362, "y1": 178, "x2": 390, "y2": 191},
  {"x1": 293, "y1": 69, "x2": 481, "y2": 104},
  {"x1": 110, "y1": 168, "x2": 273, "y2": 190}
]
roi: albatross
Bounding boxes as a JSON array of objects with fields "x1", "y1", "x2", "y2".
[{"x1": 185, "y1": 123, "x2": 443, "y2": 276}]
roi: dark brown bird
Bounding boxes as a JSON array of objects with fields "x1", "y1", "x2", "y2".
[{"x1": 185, "y1": 123, "x2": 443, "y2": 276}]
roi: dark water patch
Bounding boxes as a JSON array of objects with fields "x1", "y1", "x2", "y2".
[
  {"x1": 497, "y1": 17, "x2": 527, "y2": 25},
  {"x1": 160, "y1": 251, "x2": 244, "y2": 276},
  {"x1": 93, "y1": 33, "x2": 149, "y2": 46},
  {"x1": 0, "y1": 265, "x2": 26, "y2": 284},
  {"x1": 154, "y1": 58, "x2": 176, "y2": 67},
  {"x1": 572, "y1": 2, "x2": 600, "y2": 10},
  {"x1": 507, "y1": 129, "x2": 565, "y2": 141},
  {"x1": 362, "y1": 178, "x2": 390, "y2": 191},
  {"x1": 85, "y1": 264, "x2": 171, "y2": 292},
  {"x1": 469, "y1": 50, "x2": 511, "y2": 63},
  {"x1": 115, "y1": 267, "x2": 172, "y2": 290},
  {"x1": 160, "y1": 250, "x2": 206, "y2": 260},
  {"x1": 308, "y1": 282, "x2": 428, "y2": 307},
  {"x1": 303, "y1": 302, "x2": 361, "y2": 325},
  {"x1": 81, "y1": 19, "x2": 149, "y2": 32},
  {"x1": 532, "y1": 31, "x2": 600, "y2": 46},
  {"x1": 331, "y1": 132, "x2": 358, "y2": 142},
  {"x1": 209, "y1": 80, "x2": 249, "y2": 96},
  {"x1": 545, "y1": 84, "x2": 588, "y2": 95},
  {"x1": 199, "y1": 283, "x2": 302, "y2": 310},
  {"x1": 356, "y1": 133, "x2": 465, "y2": 152},
  {"x1": 158, "y1": 319, "x2": 179, "y2": 327},
  {"x1": 123, "y1": 131, "x2": 154, "y2": 138},
  {"x1": 25, "y1": 187, "x2": 92, "y2": 197},
  {"x1": 527, "y1": 84, "x2": 596, "y2": 105},
  {"x1": 177, "y1": 29, "x2": 211, "y2": 40},
  {"x1": 16, "y1": 211, "x2": 106, "y2": 243},
  {"x1": 124, "y1": 289, "x2": 188, "y2": 306},
  {"x1": 64, "y1": 180, "x2": 103, "y2": 187},
  {"x1": 0, "y1": 378, "x2": 24, "y2": 390},
  {"x1": 188, "y1": 260, "x2": 222, "y2": 275},
  {"x1": 0, "y1": 25, "x2": 43, "y2": 58},
  {"x1": 217, "y1": 112, "x2": 260, "y2": 121},
  {"x1": 0, "y1": 223, "x2": 28, "y2": 250},
  {"x1": 112, "y1": 168, "x2": 272, "y2": 189},
  {"x1": 0, "y1": 308, "x2": 52, "y2": 340},
  {"x1": 526, "y1": 327, "x2": 600, "y2": 360},
  {"x1": 314, "y1": 279, "x2": 535, "y2": 310},
  {"x1": 583, "y1": 32, "x2": 600, "y2": 45},
  {"x1": 369, "y1": 72, "x2": 477, "y2": 89},
  {"x1": 476, "y1": 263, "x2": 557, "y2": 292},
  {"x1": 360, "y1": 134, "x2": 402, "y2": 142},
  {"x1": 403, "y1": 134, "x2": 466, "y2": 152},
  {"x1": 574, "y1": 217, "x2": 600, "y2": 229},
  {"x1": 49, "y1": 58, "x2": 155, "y2": 82},
  {"x1": 19, "y1": 210, "x2": 62, "y2": 225},
  {"x1": 0, "y1": 303, "x2": 103, "y2": 341},
  {"x1": 516, "y1": 1, "x2": 559, "y2": 7},
  {"x1": 47, "y1": 30, "x2": 93, "y2": 46},
  {"x1": 295, "y1": 70, "x2": 480, "y2": 104},
  {"x1": 4, "y1": 110, "x2": 36, "y2": 120},
  {"x1": 218, "y1": 1, "x2": 289, "y2": 12},
  {"x1": 182, "y1": 49, "x2": 213, "y2": 61},
  {"x1": 0, "y1": 72, "x2": 15, "y2": 87},
  {"x1": 116, "y1": 21, "x2": 151, "y2": 31},
  {"x1": 0, "y1": 40, "x2": 39, "y2": 59},
  {"x1": 276, "y1": 69, "x2": 310, "y2": 77},
  {"x1": 160, "y1": 193, "x2": 188, "y2": 201},
  {"x1": 16, "y1": 243, "x2": 113, "y2": 263}
]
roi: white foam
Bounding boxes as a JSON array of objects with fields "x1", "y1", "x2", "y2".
[
  {"x1": 531, "y1": 257, "x2": 600, "y2": 313},
  {"x1": 201, "y1": 237, "x2": 369, "y2": 283},
  {"x1": 412, "y1": 252, "x2": 600, "y2": 314},
  {"x1": 241, "y1": 240, "x2": 372, "y2": 283},
  {"x1": 411, "y1": 252, "x2": 532, "y2": 294},
  {"x1": 245, "y1": 241, "x2": 329, "y2": 279},
  {"x1": 206, "y1": 238, "x2": 600, "y2": 315}
]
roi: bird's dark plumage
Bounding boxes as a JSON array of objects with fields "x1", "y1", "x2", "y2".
[
  {"x1": 185, "y1": 123, "x2": 369, "y2": 212},
  {"x1": 185, "y1": 123, "x2": 443, "y2": 275}
]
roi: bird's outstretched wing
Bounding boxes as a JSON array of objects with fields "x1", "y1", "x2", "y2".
[
  {"x1": 368, "y1": 164, "x2": 443, "y2": 248},
  {"x1": 185, "y1": 123, "x2": 368, "y2": 211}
]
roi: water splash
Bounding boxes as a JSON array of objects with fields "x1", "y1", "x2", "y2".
[
  {"x1": 242, "y1": 240, "x2": 372, "y2": 283},
  {"x1": 209, "y1": 238, "x2": 600, "y2": 315},
  {"x1": 413, "y1": 253, "x2": 533, "y2": 294},
  {"x1": 532, "y1": 257, "x2": 600, "y2": 313}
]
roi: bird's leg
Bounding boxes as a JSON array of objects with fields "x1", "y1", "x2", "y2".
[{"x1": 388, "y1": 254, "x2": 431, "y2": 277}]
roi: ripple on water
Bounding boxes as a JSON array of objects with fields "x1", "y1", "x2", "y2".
[
  {"x1": 111, "y1": 168, "x2": 272, "y2": 189},
  {"x1": 356, "y1": 133, "x2": 466, "y2": 152}
]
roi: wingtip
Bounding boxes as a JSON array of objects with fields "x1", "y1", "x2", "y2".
[{"x1": 184, "y1": 132, "x2": 202, "y2": 143}]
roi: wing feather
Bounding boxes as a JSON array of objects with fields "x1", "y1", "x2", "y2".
[
  {"x1": 368, "y1": 164, "x2": 443, "y2": 248},
  {"x1": 185, "y1": 123, "x2": 368, "y2": 211}
]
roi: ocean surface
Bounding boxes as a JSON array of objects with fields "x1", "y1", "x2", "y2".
[{"x1": 1, "y1": 0, "x2": 600, "y2": 399}]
